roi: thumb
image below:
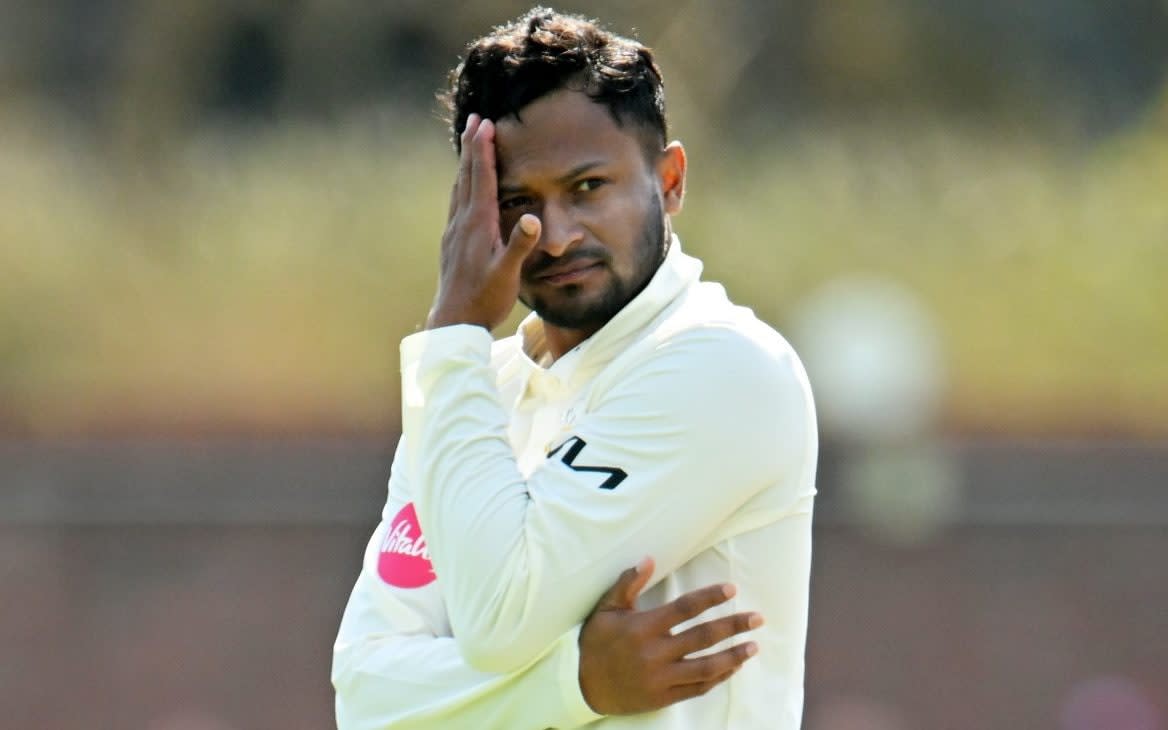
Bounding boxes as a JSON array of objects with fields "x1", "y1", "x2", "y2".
[
  {"x1": 596, "y1": 556, "x2": 655, "y2": 611},
  {"x1": 501, "y1": 214, "x2": 541, "y2": 267}
]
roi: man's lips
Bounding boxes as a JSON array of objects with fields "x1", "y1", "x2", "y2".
[{"x1": 533, "y1": 260, "x2": 604, "y2": 284}]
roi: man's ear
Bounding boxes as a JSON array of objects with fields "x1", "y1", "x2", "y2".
[{"x1": 656, "y1": 141, "x2": 687, "y2": 215}]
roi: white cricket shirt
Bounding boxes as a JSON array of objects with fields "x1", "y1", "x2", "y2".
[{"x1": 333, "y1": 237, "x2": 817, "y2": 729}]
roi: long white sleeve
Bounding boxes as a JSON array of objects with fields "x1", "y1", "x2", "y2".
[
  {"x1": 401, "y1": 321, "x2": 816, "y2": 674},
  {"x1": 332, "y1": 440, "x2": 604, "y2": 730}
]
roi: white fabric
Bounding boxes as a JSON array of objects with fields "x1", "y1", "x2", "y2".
[{"x1": 333, "y1": 237, "x2": 817, "y2": 729}]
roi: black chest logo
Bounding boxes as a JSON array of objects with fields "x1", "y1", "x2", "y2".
[{"x1": 547, "y1": 436, "x2": 628, "y2": 490}]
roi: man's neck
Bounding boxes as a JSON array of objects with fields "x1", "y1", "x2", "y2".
[{"x1": 542, "y1": 322, "x2": 601, "y2": 362}]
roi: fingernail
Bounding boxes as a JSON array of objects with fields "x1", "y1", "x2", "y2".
[
  {"x1": 745, "y1": 642, "x2": 759, "y2": 657},
  {"x1": 748, "y1": 613, "x2": 764, "y2": 629},
  {"x1": 519, "y1": 215, "x2": 538, "y2": 236},
  {"x1": 722, "y1": 584, "x2": 737, "y2": 599}
]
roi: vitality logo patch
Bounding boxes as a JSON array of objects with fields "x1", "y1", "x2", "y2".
[{"x1": 377, "y1": 502, "x2": 436, "y2": 588}]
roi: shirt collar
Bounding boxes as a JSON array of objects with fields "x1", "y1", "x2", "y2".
[{"x1": 516, "y1": 234, "x2": 702, "y2": 382}]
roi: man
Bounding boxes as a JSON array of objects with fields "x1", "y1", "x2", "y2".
[{"x1": 332, "y1": 7, "x2": 817, "y2": 729}]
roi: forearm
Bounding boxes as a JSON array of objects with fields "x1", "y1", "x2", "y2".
[{"x1": 333, "y1": 570, "x2": 601, "y2": 730}]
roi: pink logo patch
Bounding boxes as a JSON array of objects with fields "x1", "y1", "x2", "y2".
[{"x1": 377, "y1": 503, "x2": 436, "y2": 588}]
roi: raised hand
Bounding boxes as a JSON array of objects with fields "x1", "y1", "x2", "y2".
[
  {"x1": 426, "y1": 113, "x2": 543, "y2": 332},
  {"x1": 578, "y1": 557, "x2": 763, "y2": 716}
]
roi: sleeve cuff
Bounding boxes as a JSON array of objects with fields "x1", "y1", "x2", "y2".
[
  {"x1": 401, "y1": 324, "x2": 493, "y2": 368},
  {"x1": 555, "y1": 624, "x2": 605, "y2": 725},
  {"x1": 401, "y1": 325, "x2": 494, "y2": 413}
]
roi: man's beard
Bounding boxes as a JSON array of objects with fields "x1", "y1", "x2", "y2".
[{"x1": 520, "y1": 195, "x2": 667, "y2": 331}]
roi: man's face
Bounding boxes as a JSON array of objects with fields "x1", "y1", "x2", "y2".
[{"x1": 493, "y1": 89, "x2": 675, "y2": 332}]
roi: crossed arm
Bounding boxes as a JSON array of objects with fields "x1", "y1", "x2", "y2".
[{"x1": 332, "y1": 443, "x2": 767, "y2": 729}]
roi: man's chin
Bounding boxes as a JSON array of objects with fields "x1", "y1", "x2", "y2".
[
  {"x1": 537, "y1": 301, "x2": 623, "y2": 331},
  {"x1": 522, "y1": 279, "x2": 627, "y2": 330}
]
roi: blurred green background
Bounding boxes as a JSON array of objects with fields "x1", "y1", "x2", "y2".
[
  {"x1": 2, "y1": 0, "x2": 1166, "y2": 438},
  {"x1": 2, "y1": 2, "x2": 1166, "y2": 729}
]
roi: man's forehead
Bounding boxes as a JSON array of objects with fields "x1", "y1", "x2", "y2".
[{"x1": 493, "y1": 90, "x2": 643, "y2": 182}]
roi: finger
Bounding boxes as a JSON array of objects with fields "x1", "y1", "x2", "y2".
[
  {"x1": 447, "y1": 180, "x2": 459, "y2": 222},
  {"x1": 448, "y1": 121, "x2": 477, "y2": 219},
  {"x1": 663, "y1": 662, "x2": 741, "y2": 704},
  {"x1": 666, "y1": 640, "x2": 758, "y2": 686},
  {"x1": 454, "y1": 114, "x2": 482, "y2": 210},
  {"x1": 667, "y1": 611, "x2": 764, "y2": 659},
  {"x1": 469, "y1": 118, "x2": 497, "y2": 210},
  {"x1": 594, "y1": 556, "x2": 654, "y2": 611},
  {"x1": 644, "y1": 582, "x2": 736, "y2": 633},
  {"x1": 499, "y1": 214, "x2": 541, "y2": 268},
  {"x1": 624, "y1": 556, "x2": 655, "y2": 606}
]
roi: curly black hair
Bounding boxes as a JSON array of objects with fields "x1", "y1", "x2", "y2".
[{"x1": 441, "y1": 7, "x2": 667, "y2": 160}]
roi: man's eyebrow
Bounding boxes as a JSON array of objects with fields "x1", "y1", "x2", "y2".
[
  {"x1": 497, "y1": 160, "x2": 607, "y2": 197},
  {"x1": 497, "y1": 181, "x2": 528, "y2": 197},
  {"x1": 555, "y1": 160, "x2": 606, "y2": 184}
]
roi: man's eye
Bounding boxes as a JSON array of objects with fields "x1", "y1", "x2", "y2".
[
  {"x1": 499, "y1": 196, "x2": 532, "y2": 211},
  {"x1": 573, "y1": 178, "x2": 606, "y2": 193}
]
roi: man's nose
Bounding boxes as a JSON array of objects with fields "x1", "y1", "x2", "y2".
[{"x1": 536, "y1": 201, "x2": 583, "y2": 257}]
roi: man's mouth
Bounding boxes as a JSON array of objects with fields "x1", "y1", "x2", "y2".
[{"x1": 535, "y1": 260, "x2": 604, "y2": 285}]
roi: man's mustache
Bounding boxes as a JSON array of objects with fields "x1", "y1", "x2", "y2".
[{"x1": 523, "y1": 248, "x2": 610, "y2": 279}]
